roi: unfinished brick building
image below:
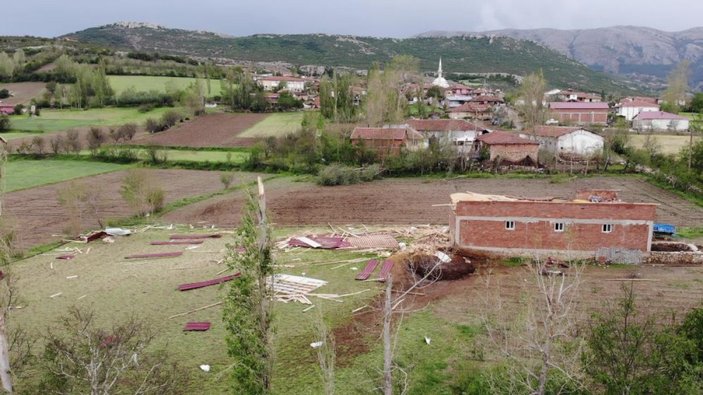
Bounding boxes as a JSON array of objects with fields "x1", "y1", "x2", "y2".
[{"x1": 449, "y1": 191, "x2": 657, "y2": 259}]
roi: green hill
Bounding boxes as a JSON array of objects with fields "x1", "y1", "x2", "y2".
[{"x1": 64, "y1": 23, "x2": 638, "y2": 94}]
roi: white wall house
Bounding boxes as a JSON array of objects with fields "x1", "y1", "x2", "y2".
[
  {"x1": 520, "y1": 126, "x2": 604, "y2": 157},
  {"x1": 406, "y1": 119, "x2": 488, "y2": 154},
  {"x1": 632, "y1": 111, "x2": 689, "y2": 132},
  {"x1": 616, "y1": 101, "x2": 660, "y2": 121},
  {"x1": 256, "y1": 76, "x2": 307, "y2": 92}
]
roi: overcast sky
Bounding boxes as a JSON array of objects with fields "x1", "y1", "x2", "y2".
[{"x1": 3, "y1": 0, "x2": 703, "y2": 38}]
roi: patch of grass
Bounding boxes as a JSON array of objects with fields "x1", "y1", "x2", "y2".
[
  {"x1": 0, "y1": 130, "x2": 45, "y2": 140},
  {"x1": 238, "y1": 112, "x2": 305, "y2": 138},
  {"x1": 501, "y1": 256, "x2": 526, "y2": 267},
  {"x1": 77, "y1": 148, "x2": 249, "y2": 164},
  {"x1": 8, "y1": 107, "x2": 183, "y2": 132},
  {"x1": 629, "y1": 133, "x2": 701, "y2": 155},
  {"x1": 678, "y1": 227, "x2": 703, "y2": 239},
  {"x1": 108, "y1": 75, "x2": 224, "y2": 97},
  {"x1": 4, "y1": 159, "x2": 130, "y2": 192}
]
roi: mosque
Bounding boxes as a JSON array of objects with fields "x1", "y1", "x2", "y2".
[{"x1": 432, "y1": 58, "x2": 450, "y2": 88}]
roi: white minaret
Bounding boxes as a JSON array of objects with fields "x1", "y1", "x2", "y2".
[{"x1": 432, "y1": 57, "x2": 449, "y2": 88}]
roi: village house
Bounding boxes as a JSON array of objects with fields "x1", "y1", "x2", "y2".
[
  {"x1": 350, "y1": 126, "x2": 425, "y2": 158},
  {"x1": 406, "y1": 119, "x2": 488, "y2": 153},
  {"x1": 256, "y1": 76, "x2": 308, "y2": 92},
  {"x1": 448, "y1": 102, "x2": 492, "y2": 120},
  {"x1": 632, "y1": 111, "x2": 690, "y2": 132},
  {"x1": 548, "y1": 102, "x2": 609, "y2": 125},
  {"x1": 449, "y1": 190, "x2": 657, "y2": 259},
  {"x1": 472, "y1": 130, "x2": 539, "y2": 163},
  {"x1": 616, "y1": 100, "x2": 660, "y2": 121},
  {"x1": 520, "y1": 126, "x2": 604, "y2": 157}
]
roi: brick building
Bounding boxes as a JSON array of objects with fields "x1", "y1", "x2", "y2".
[
  {"x1": 449, "y1": 191, "x2": 657, "y2": 258},
  {"x1": 350, "y1": 126, "x2": 425, "y2": 158},
  {"x1": 548, "y1": 102, "x2": 609, "y2": 125},
  {"x1": 472, "y1": 130, "x2": 539, "y2": 163}
]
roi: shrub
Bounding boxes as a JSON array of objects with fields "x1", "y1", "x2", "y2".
[
  {"x1": 65, "y1": 130, "x2": 82, "y2": 153},
  {"x1": 120, "y1": 169, "x2": 166, "y2": 216},
  {"x1": 13, "y1": 104, "x2": 24, "y2": 115},
  {"x1": 86, "y1": 127, "x2": 106, "y2": 155},
  {"x1": 317, "y1": 164, "x2": 360, "y2": 186},
  {"x1": 144, "y1": 118, "x2": 163, "y2": 133},
  {"x1": 0, "y1": 115, "x2": 10, "y2": 132},
  {"x1": 146, "y1": 188, "x2": 166, "y2": 213},
  {"x1": 0, "y1": 89, "x2": 9, "y2": 99},
  {"x1": 49, "y1": 134, "x2": 64, "y2": 154},
  {"x1": 220, "y1": 172, "x2": 235, "y2": 189},
  {"x1": 145, "y1": 146, "x2": 168, "y2": 164},
  {"x1": 161, "y1": 110, "x2": 182, "y2": 128},
  {"x1": 117, "y1": 123, "x2": 137, "y2": 141},
  {"x1": 31, "y1": 136, "x2": 46, "y2": 154}
]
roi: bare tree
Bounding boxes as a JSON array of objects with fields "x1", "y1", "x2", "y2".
[
  {"x1": 517, "y1": 71, "x2": 548, "y2": 134},
  {"x1": 38, "y1": 307, "x2": 190, "y2": 395},
  {"x1": 661, "y1": 61, "x2": 689, "y2": 114},
  {"x1": 57, "y1": 181, "x2": 104, "y2": 236},
  {"x1": 480, "y1": 258, "x2": 585, "y2": 394}
]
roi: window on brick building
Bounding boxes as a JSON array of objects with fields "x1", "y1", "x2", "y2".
[
  {"x1": 505, "y1": 220, "x2": 515, "y2": 230},
  {"x1": 554, "y1": 222, "x2": 565, "y2": 232},
  {"x1": 602, "y1": 224, "x2": 613, "y2": 233}
]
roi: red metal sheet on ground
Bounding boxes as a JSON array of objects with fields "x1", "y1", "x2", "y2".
[
  {"x1": 288, "y1": 236, "x2": 351, "y2": 249},
  {"x1": 170, "y1": 234, "x2": 222, "y2": 240},
  {"x1": 183, "y1": 322, "x2": 211, "y2": 331},
  {"x1": 378, "y1": 260, "x2": 394, "y2": 282},
  {"x1": 150, "y1": 240, "x2": 204, "y2": 245},
  {"x1": 124, "y1": 251, "x2": 183, "y2": 259},
  {"x1": 178, "y1": 273, "x2": 241, "y2": 291},
  {"x1": 56, "y1": 254, "x2": 75, "y2": 260},
  {"x1": 355, "y1": 259, "x2": 379, "y2": 280},
  {"x1": 84, "y1": 231, "x2": 108, "y2": 243}
]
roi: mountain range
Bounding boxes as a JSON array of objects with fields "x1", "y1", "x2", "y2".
[
  {"x1": 418, "y1": 26, "x2": 703, "y2": 91},
  {"x1": 59, "y1": 22, "x2": 636, "y2": 94}
]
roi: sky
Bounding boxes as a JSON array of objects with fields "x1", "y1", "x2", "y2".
[{"x1": 3, "y1": 0, "x2": 703, "y2": 38}]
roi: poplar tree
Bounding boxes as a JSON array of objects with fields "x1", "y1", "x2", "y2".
[{"x1": 223, "y1": 178, "x2": 274, "y2": 394}]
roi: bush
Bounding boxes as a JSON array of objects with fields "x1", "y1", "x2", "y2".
[
  {"x1": 120, "y1": 169, "x2": 166, "y2": 216},
  {"x1": 117, "y1": 123, "x2": 137, "y2": 141},
  {"x1": 86, "y1": 127, "x2": 106, "y2": 155},
  {"x1": 145, "y1": 146, "x2": 168, "y2": 164},
  {"x1": 49, "y1": 134, "x2": 64, "y2": 154},
  {"x1": 65, "y1": 130, "x2": 82, "y2": 153},
  {"x1": 220, "y1": 172, "x2": 235, "y2": 189},
  {"x1": 318, "y1": 164, "x2": 358, "y2": 186},
  {"x1": 144, "y1": 118, "x2": 163, "y2": 133},
  {"x1": 161, "y1": 110, "x2": 182, "y2": 128},
  {"x1": 0, "y1": 115, "x2": 10, "y2": 132},
  {"x1": 31, "y1": 136, "x2": 46, "y2": 154},
  {"x1": 0, "y1": 89, "x2": 9, "y2": 99},
  {"x1": 13, "y1": 104, "x2": 24, "y2": 115},
  {"x1": 146, "y1": 188, "x2": 165, "y2": 213}
]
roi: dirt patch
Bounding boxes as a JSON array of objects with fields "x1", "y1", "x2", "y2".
[
  {"x1": 407, "y1": 253, "x2": 475, "y2": 281},
  {"x1": 3, "y1": 169, "x2": 260, "y2": 249},
  {"x1": 165, "y1": 176, "x2": 703, "y2": 228},
  {"x1": 129, "y1": 112, "x2": 268, "y2": 148},
  {"x1": 0, "y1": 82, "x2": 45, "y2": 106},
  {"x1": 652, "y1": 242, "x2": 697, "y2": 252}
]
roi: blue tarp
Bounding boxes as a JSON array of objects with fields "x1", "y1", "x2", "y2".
[{"x1": 653, "y1": 223, "x2": 676, "y2": 235}]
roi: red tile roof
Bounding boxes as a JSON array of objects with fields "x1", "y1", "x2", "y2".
[
  {"x1": 619, "y1": 100, "x2": 659, "y2": 108},
  {"x1": 633, "y1": 111, "x2": 688, "y2": 121},
  {"x1": 406, "y1": 119, "x2": 481, "y2": 132},
  {"x1": 350, "y1": 127, "x2": 424, "y2": 141},
  {"x1": 470, "y1": 95, "x2": 504, "y2": 103},
  {"x1": 549, "y1": 102, "x2": 609, "y2": 110},
  {"x1": 448, "y1": 102, "x2": 491, "y2": 113},
  {"x1": 477, "y1": 130, "x2": 538, "y2": 145}
]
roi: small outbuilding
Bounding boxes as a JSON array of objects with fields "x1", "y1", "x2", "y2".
[
  {"x1": 472, "y1": 130, "x2": 539, "y2": 164},
  {"x1": 350, "y1": 126, "x2": 425, "y2": 158},
  {"x1": 521, "y1": 126, "x2": 604, "y2": 158},
  {"x1": 632, "y1": 111, "x2": 689, "y2": 132}
]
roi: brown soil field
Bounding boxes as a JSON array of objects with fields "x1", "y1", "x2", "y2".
[
  {"x1": 0, "y1": 82, "x2": 46, "y2": 105},
  {"x1": 164, "y1": 176, "x2": 703, "y2": 229},
  {"x1": 3, "y1": 169, "x2": 260, "y2": 249},
  {"x1": 129, "y1": 112, "x2": 267, "y2": 147}
]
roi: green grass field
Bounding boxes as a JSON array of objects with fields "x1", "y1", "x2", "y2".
[
  {"x1": 108, "y1": 75, "x2": 224, "y2": 97},
  {"x1": 76, "y1": 148, "x2": 249, "y2": 163},
  {"x1": 8, "y1": 227, "x2": 385, "y2": 393},
  {"x1": 8, "y1": 107, "x2": 183, "y2": 132},
  {"x1": 239, "y1": 112, "x2": 305, "y2": 138},
  {"x1": 629, "y1": 134, "x2": 701, "y2": 155},
  {"x1": 4, "y1": 159, "x2": 129, "y2": 192},
  {"x1": 0, "y1": 131, "x2": 45, "y2": 140}
]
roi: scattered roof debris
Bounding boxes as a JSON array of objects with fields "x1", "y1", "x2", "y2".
[
  {"x1": 355, "y1": 259, "x2": 380, "y2": 281},
  {"x1": 124, "y1": 251, "x2": 183, "y2": 260},
  {"x1": 170, "y1": 234, "x2": 222, "y2": 240},
  {"x1": 178, "y1": 274, "x2": 241, "y2": 291},
  {"x1": 270, "y1": 274, "x2": 327, "y2": 305},
  {"x1": 151, "y1": 240, "x2": 205, "y2": 245},
  {"x1": 183, "y1": 322, "x2": 211, "y2": 332}
]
